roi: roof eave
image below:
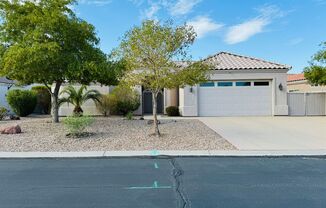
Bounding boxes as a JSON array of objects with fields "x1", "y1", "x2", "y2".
[{"x1": 213, "y1": 67, "x2": 291, "y2": 71}]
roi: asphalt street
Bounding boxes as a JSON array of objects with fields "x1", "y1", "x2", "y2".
[{"x1": 1, "y1": 156, "x2": 326, "y2": 208}]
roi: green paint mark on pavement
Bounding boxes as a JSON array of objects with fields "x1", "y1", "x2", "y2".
[
  {"x1": 125, "y1": 181, "x2": 172, "y2": 190},
  {"x1": 154, "y1": 162, "x2": 159, "y2": 169},
  {"x1": 150, "y1": 149, "x2": 159, "y2": 156},
  {"x1": 153, "y1": 181, "x2": 158, "y2": 188}
]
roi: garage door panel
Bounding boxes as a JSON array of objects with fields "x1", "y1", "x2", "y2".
[{"x1": 199, "y1": 84, "x2": 272, "y2": 116}]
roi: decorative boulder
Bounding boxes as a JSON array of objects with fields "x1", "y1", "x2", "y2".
[
  {"x1": 9, "y1": 115, "x2": 20, "y2": 120},
  {"x1": 0, "y1": 125, "x2": 22, "y2": 134}
]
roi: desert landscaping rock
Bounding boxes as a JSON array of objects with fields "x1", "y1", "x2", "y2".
[
  {"x1": 9, "y1": 115, "x2": 20, "y2": 120},
  {"x1": 0, "y1": 124, "x2": 22, "y2": 134},
  {"x1": 0, "y1": 117, "x2": 236, "y2": 152},
  {"x1": 147, "y1": 119, "x2": 161, "y2": 125}
]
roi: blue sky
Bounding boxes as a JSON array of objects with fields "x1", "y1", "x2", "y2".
[{"x1": 75, "y1": 0, "x2": 326, "y2": 73}]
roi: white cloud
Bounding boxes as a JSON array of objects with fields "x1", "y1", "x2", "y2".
[
  {"x1": 225, "y1": 19, "x2": 268, "y2": 44},
  {"x1": 187, "y1": 16, "x2": 223, "y2": 38},
  {"x1": 141, "y1": 2, "x2": 160, "y2": 19},
  {"x1": 133, "y1": 0, "x2": 202, "y2": 19},
  {"x1": 79, "y1": 0, "x2": 112, "y2": 6},
  {"x1": 169, "y1": 0, "x2": 202, "y2": 16},
  {"x1": 129, "y1": 0, "x2": 145, "y2": 6},
  {"x1": 225, "y1": 5, "x2": 285, "y2": 44},
  {"x1": 289, "y1": 37, "x2": 304, "y2": 45}
]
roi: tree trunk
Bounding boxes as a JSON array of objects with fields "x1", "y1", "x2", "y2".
[
  {"x1": 51, "y1": 82, "x2": 62, "y2": 123},
  {"x1": 152, "y1": 92, "x2": 160, "y2": 136}
]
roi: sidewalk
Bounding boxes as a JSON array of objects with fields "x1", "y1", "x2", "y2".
[{"x1": 1, "y1": 150, "x2": 326, "y2": 158}]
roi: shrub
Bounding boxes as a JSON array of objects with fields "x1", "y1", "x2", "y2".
[
  {"x1": 111, "y1": 85, "x2": 140, "y2": 115},
  {"x1": 126, "y1": 111, "x2": 133, "y2": 120},
  {"x1": 31, "y1": 85, "x2": 51, "y2": 114},
  {"x1": 116, "y1": 99, "x2": 140, "y2": 116},
  {"x1": 6, "y1": 89, "x2": 37, "y2": 117},
  {"x1": 0, "y1": 106, "x2": 8, "y2": 120},
  {"x1": 166, "y1": 106, "x2": 179, "y2": 116},
  {"x1": 63, "y1": 115, "x2": 94, "y2": 137},
  {"x1": 96, "y1": 94, "x2": 118, "y2": 116}
]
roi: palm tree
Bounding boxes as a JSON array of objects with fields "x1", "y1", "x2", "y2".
[{"x1": 59, "y1": 85, "x2": 101, "y2": 115}]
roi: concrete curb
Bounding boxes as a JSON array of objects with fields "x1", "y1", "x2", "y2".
[{"x1": 1, "y1": 150, "x2": 326, "y2": 158}]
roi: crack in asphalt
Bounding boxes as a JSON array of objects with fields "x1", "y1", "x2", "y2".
[
  {"x1": 171, "y1": 157, "x2": 189, "y2": 208},
  {"x1": 156, "y1": 156, "x2": 189, "y2": 208}
]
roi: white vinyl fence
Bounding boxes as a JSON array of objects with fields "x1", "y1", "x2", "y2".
[{"x1": 288, "y1": 92, "x2": 326, "y2": 116}]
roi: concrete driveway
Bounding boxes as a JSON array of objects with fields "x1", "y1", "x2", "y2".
[{"x1": 199, "y1": 116, "x2": 326, "y2": 150}]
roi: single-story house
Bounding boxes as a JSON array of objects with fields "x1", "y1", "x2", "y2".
[
  {"x1": 59, "y1": 51, "x2": 291, "y2": 117},
  {"x1": 0, "y1": 77, "x2": 17, "y2": 109},
  {"x1": 287, "y1": 73, "x2": 326, "y2": 92},
  {"x1": 178, "y1": 52, "x2": 291, "y2": 116}
]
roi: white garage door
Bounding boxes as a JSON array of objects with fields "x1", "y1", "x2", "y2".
[{"x1": 199, "y1": 80, "x2": 272, "y2": 116}]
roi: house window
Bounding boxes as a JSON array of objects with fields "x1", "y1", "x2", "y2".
[
  {"x1": 200, "y1": 82, "x2": 215, "y2": 87},
  {"x1": 254, "y1": 81, "x2": 269, "y2": 86},
  {"x1": 236, "y1": 81, "x2": 251, "y2": 87},
  {"x1": 217, "y1": 82, "x2": 233, "y2": 87}
]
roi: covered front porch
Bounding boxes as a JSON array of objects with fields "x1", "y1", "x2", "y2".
[{"x1": 135, "y1": 87, "x2": 179, "y2": 116}]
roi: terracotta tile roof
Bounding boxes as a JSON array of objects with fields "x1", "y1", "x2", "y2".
[
  {"x1": 203, "y1": 51, "x2": 291, "y2": 70},
  {"x1": 287, "y1": 73, "x2": 306, "y2": 82}
]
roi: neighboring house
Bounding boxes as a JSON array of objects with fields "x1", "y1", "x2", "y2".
[
  {"x1": 287, "y1": 73, "x2": 326, "y2": 92},
  {"x1": 0, "y1": 77, "x2": 33, "y2": 111},
  {"x1": 59, "y1": 51, "x2": 291, "y2": 117},
  {"x1": 0, "y1": 77, "x2": 17, "y2": 109}
]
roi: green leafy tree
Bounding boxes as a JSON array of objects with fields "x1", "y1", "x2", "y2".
[
  {"x1": 59, "y1": 85, "x2": 101, "y2": 115},
  {"x1": 0, "y1": 0, "x2": 118, "y2": 122},
  {"x1": 304, "y1": 42, "x2": 326, "y2": 86},
  {"x1": 116, "y1": 20, "x2": 210, "y2": 136}
]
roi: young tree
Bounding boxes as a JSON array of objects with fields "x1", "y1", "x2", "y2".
[
  {"x1": 0, "y1": 0, "x2": 117, "y2": 122},
  {"x1": 117, "y1": 20, "x2": 210, "y2": 136},
  {"x1": 304, "y1": 42, "x2": 326, "y2": 86}
]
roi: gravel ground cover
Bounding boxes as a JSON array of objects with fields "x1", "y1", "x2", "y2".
[{"x1": 0, "y1": 116, "x2": 236, "y2": 151}]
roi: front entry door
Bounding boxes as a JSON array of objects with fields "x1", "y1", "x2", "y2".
[{"x1": 143, "y1": 91, "x2": 164, "y2": 114}]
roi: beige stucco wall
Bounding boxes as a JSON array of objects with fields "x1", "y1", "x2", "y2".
[
  {"x1": 57, "y1": 84, "x2": 144, "y2": 116},
  {"x1": 288, "y1": 80, "x2": 326, "y2": 92},
  {"x1": 179, "y1": 69, "x2": 289, "y2": 116},
  {"x1": 163, "y1": 88, "x2": 179, "y2": 114},
  {"x1": 56, "y1": 84, "x2": 176, "y2": 116},
  {"x1": 57, "y1": 84, "x2": 112, "y2": 116},
  {"x1": 164, "y1": 88, "x2": 178, "y2": 107}
]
